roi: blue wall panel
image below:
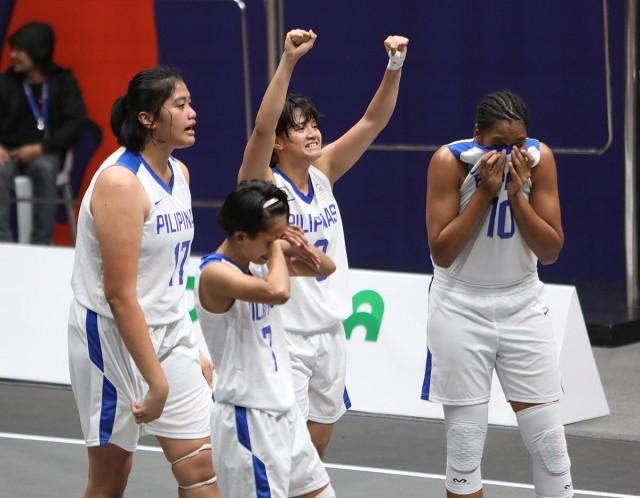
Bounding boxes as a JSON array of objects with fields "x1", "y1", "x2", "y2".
[
  {"x1": 153, "y1": 0, "x2": 629, "y2": 284},
  {"x1": 155, "y1": 0, "x2": 264, "y2": 253}
]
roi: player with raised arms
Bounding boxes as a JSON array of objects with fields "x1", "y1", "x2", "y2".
[{"x1": 237, "y1": 27, "x2": 409, "y2": 459}]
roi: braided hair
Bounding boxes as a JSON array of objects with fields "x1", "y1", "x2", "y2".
[{"x1": 475, "y1": 90, "x2": 528, "y2": 132}]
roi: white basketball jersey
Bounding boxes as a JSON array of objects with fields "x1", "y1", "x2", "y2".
[
  {"x1": 432, "y1": 139, "x2": 541, "y2": 287},
  {"x1": 273, "y1": 166, "x2": 351, "y2": 332},
  {"x1": 196, "y1": 253, "x2": 294, "y2": 413},
  {"x1": 72, "y1": 147, "x2": 194, "y2": 325}
]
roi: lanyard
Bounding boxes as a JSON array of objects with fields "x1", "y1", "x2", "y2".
[{"x1": 22, "y1": 81, "x2": 48, "y2": 132}]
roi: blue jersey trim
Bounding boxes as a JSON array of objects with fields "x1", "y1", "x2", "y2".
[
  {"x1": 86, "y1": 309, "x2": 103, "y2": 371},
  {"x1": 235, "y1": 406, "x2": 252, "y2": 450},
  {"x1": 100, "y1": 377, "x2": 117, "y2": 445},
  {"x1": 447, "y1": 140, "x2": 477, "y2": 160},
  {"x1": 235, "y1": 406, "x2": 271, "y2": 497},
  {"x1": 114, "y1": 150, "x2": 175, "y2": 194},
  {"x1": 420, "y1": 348, "x2": 433, "y2": 401},
  {"x1": 273, "y1": 167, "x2": 315, "y2": 204},
  {"x1": 114, "y1": 149, "x2": 142, "y2": 175},
  {"x1": 199, "y1": 252, "x2": 247, "y2": 273},
  {"x1": 252, "y1": 455, "x2": 271, "y2": 497},
  {"x1": 140, "y1": 154, "x2": 175, "y2": 194},
  {"x1": 85, "y1": 309, "x2": 117, "y2": 445},
  {"x1": 343, "y1": 387, "x2": 352, "y2": 410}
]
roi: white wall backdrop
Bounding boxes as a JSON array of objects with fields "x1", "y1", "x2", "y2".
[{"x1": 0, "y1": 243, "x2": 609, "y2": 427}]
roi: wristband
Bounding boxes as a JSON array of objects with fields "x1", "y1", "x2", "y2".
[{"x1": 387, "y1": 50, "x2": 405, "y2": 71}]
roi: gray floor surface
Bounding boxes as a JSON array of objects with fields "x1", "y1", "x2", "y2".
[
  {"x1": 1, "y1": 376, "x2": 638, "y2": 497},
  {"x1": 564, "y1": 343, "x2": 640, "y2": 441},
  {"x1": 2, "y1": 436, "x2": 629, "y2": 498}
]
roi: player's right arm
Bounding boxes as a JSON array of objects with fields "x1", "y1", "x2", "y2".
[
  {"x1": 199, "y1": 242, "x2": 291, "y2": 315},
  {"x1": 91, "y1": 166, "x2": 168, "y2": 424},
  {"x1": 238, "y1": 29, "x2": 316, "y2": 183},
  {"x1": 426, "y1": 147, "x2": 504, "y2": 267}
]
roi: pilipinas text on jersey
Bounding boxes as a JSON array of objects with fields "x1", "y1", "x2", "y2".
[
  {"x1": 272, "y1": 166, "x2": 352, "y2": 331},
  {"x1": 71, "y1": 147, "x2": 194, "y2": 325}
]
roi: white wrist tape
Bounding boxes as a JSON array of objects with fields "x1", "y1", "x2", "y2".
[{"x1": 387, "y1": 50, "x2": 405, "y2": 70}]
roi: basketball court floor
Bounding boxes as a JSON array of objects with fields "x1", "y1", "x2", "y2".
[{"x1": 1, "y1": 345, "x2": 638, "y2": 498}]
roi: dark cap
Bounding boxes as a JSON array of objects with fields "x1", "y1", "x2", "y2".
[{"x1": 9, "y1": 22, "x2": 55, "y2": 71}]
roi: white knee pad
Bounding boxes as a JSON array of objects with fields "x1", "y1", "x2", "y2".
[
  {"x1": 444, "y1": 403, "x2": 488, "y2": 495},
  {"x1": 516, "y1": 402, "x2": 573, "y2": 498}
]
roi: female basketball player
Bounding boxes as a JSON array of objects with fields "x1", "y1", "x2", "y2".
[
  {"x1": 422, "y1": 90, "x2": 573, "y2": 498},
  {"x1": 68, "y1": 67, "x2": 220, "y2": 498},
  {"x1": 237, "y1": 28, "x2": 409, "y2": 459},
  {"x1": 196, "y1": 180, "x2": 336, "y2": 498}
]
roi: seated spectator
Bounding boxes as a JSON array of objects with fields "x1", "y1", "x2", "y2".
[{"x1": 0, "y1": 21, "x2": 87, "y2": 244}]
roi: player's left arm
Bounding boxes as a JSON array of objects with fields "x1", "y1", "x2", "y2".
[
  {"x1": 508, "y1": 143, "x2": 564, "y2": 264},
  {"x1": 315, "y1": 35, "x2": 408, "y2": 185}
]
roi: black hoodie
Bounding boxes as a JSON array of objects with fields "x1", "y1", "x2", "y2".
[{"x1": 0, "y1": 22, "x2": 87, "y2": 159}]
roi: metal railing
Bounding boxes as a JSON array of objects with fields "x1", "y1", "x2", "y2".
[
  {"x1": 624, "y1": 0, "x2": 638, "y2": 308},
  {"x1": 265, "y1": 0, "x2": 638, "y2": 307},
  {"x1": 157, "y1": 0, "x2": 253, "y2": 139},
  {"x1": 367, "y1": 0, "x2": 613, "y2": 156}
]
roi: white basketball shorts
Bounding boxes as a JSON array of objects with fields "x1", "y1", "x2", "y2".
[
  {"x1": 286, "y1": 321, "x2": 351, "y2": 423},
  {"x1": 421, "y1": 278, "x2": 562, "y2": 405},
  {"x1": 68, "y1": 299, "x2": 211, "y2": 451},
  {"x1": 211, "y1": 402, "x2": 330, "y2": 497}
]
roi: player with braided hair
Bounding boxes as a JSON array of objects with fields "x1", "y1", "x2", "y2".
[{"x1": 422, "y1": 90, "x2": 573, "y2": 498}]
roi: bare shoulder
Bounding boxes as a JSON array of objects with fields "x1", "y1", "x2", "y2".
[
  {"x1": 200, "y1": 259, "x2": 254, "y2": 292},
  {"x1": 428, "y1": 146, "x2": 465, "y2": 184},
  {"x1": 201, "y1": 260, "x2": 234, "y2": 284},
  {"x1": 199, "y1": 262, "x2": 238, "y2": 312},
  {"x1": 94, "y1": 164, "x2": 143, "y2": 192},
  {"x1": 430, "y1": 145, "x2": 457, "y2": 167},
  {"x1": 92, "y1": 165, "x2": 148, "y2": 214},
  {"x1": 538, "y1": 142, "x2": 555, "y2": 161},
  {"x1": 529, "y1": 142, "x2": 560, "y2": 197},
  {"x1": 532, "y1": 142, "x2": 558, "y2": 178}
]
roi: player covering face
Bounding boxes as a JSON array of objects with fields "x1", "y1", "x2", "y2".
[
  {"x1": 423, "y1": 90, "x2": 571, "y2": 498},
  {"x1": 196, "y1": 180, "x2": 338, "y2": 498}
]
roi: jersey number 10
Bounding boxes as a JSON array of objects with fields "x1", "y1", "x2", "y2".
[{"x1": 487, "y1": 197, "x2": 515, "y2": 239}]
